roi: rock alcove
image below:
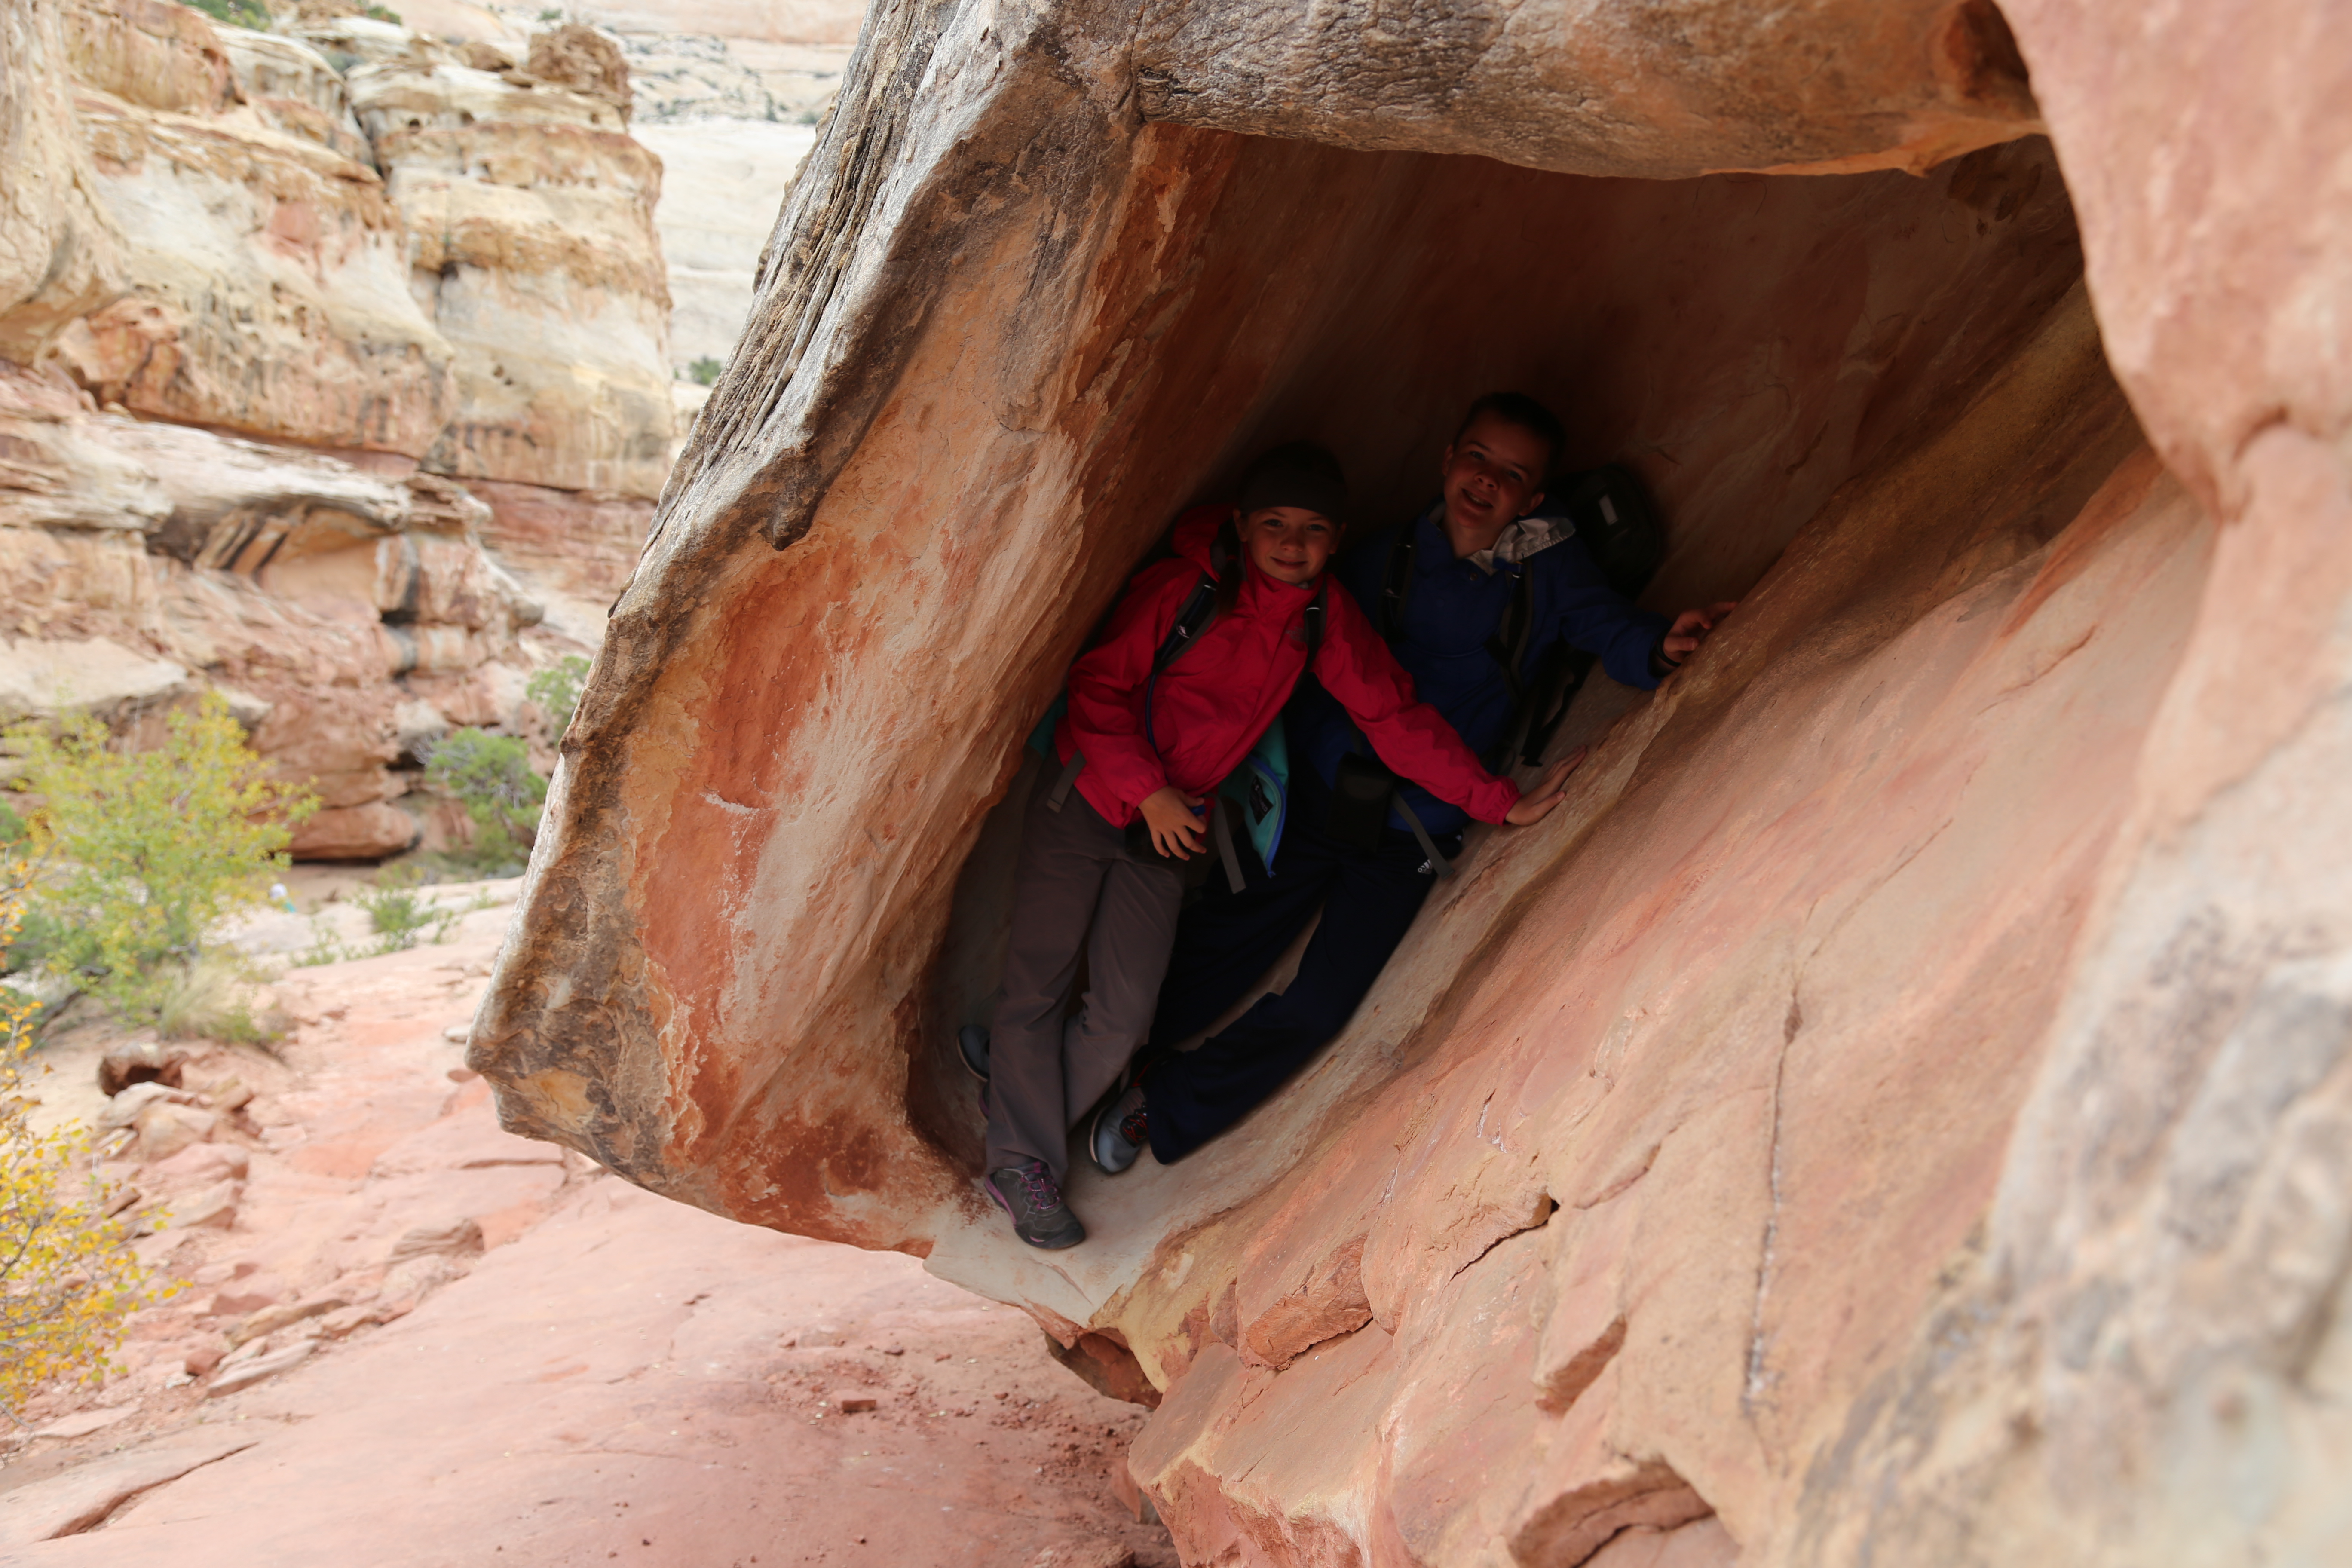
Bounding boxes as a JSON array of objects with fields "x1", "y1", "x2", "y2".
[{"x1": 474, "y1": 0, "x2": 2352, "y2": 1561}]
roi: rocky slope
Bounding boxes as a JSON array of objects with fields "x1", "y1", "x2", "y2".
[
  {"x1": 0, "y1": 0, "x2": 682, "y2": 857},
  {"x1": 473, "y1": 0, "x2": 2352, "y2": 1562},
  {"x1": 1, "y1": 890, "x2": 1170, "y2": 1567}
]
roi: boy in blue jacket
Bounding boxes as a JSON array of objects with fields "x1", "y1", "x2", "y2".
[{"x1": 1087, "y1": 392, "x2": 1735, "y2": 1174}]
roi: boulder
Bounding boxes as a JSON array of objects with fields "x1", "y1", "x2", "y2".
[
  {"x1": 385, "y1": 1216, "x2": 485, "y2": 1265},
  {"x1": 291, "y1": 801, "x2": 419, "y2": 861},
  {"x1": 523, "y1": 24, "x2": 633, "y2": 120},
  {"x1": 147, "y1": 1140, "x2": 251, "y2": 1184},
  {"x1": 97, "y1": 1039, "x2": 188, "y2": 1096},
  {"x1": 468, "y1": 0, "x2": 2352, "y2": 1561},
  {"x1": 206, "y1": 1336, "x2": 315, "y2": 1396},
  {"x1": 227, "y1": 1294, "x2": 349, "y2": 1348},
  {"x1": 132, "y1": 1100, "x2": 219, "y2": 1164},
  {"x1": 170, "y1": 1176, "x2": 241, "y2": 1230}
]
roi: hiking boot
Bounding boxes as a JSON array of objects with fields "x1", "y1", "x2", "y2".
[
  {"x1": 1090, "y1": 1083, "x2": 1148, "y2": 1176},
  {"x1": 985, "y1": 1161, "x2": 1084, "y2": 1250},
  {"x1": 957, "y1": 1024, "x2": 991, "y2": 1083}
]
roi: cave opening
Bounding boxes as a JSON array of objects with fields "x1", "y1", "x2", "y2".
[{"x1": 914, "y1": 124, "x2": 2094, "y2": 1206}]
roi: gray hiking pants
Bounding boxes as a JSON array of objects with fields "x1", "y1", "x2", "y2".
[{"x1": 985, "y1": 772, "x2": 1185, "y2": 1185}]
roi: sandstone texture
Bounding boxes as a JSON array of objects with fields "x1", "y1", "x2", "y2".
[
  {"x1": 0, "y1": 359, "x2": 545, "y2": 856},
  {"x1": 347, "y1": 38, "x2": 674, "y2": 497},
  {"x1": 0, "y1": 0, "x2": 682, "y2": 856},
  {"x1": 474, "y1": 0, "x2": 2352, "y2": 1562}
]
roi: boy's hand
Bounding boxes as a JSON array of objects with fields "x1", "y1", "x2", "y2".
[
  {"x1": 1504, "y1": 747, "x2": 1589, "y2": 827},
  {"x1": 1139, "y1": 786, "x2": 1208, "y2": 858},
  {"x1": 1659, "y1": 601, "x2": 1740, "y2": 669}
]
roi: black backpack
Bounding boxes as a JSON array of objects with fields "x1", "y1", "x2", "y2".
[{"x1": 1511, "y1": 464, "x2": 1666, "y2": 766}]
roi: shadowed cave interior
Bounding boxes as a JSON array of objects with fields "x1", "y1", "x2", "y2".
[{"x1": 913, "y1": 125, "x2": 2094, "y2": 1177}]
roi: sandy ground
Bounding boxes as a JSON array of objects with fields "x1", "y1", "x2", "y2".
[{"x1": 1, "y1": 891, "x2": 1174, "y2": 1567}]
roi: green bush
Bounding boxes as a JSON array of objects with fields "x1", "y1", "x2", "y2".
[
  {"x1": 524, "y1": 655, "x2": 591, "y2": 731},
  {"x1": 361, "y1": 3, "x2": 402, "y2": 21},
  {"x1": 180, "y1": 0, "x2": 271, "y2": 28},
  {"x1": 9, "y1": 694, "x2": 318, "y2": 1023},
  {"x1": 687, "y1": 357, "x2": 725, "y2": 387},
  {"x1": 425, "y1": 728, "x2": 545, "y2": 873},
  {"x1": 350, "y1": 865, "x2": 460, "y2": 950}
]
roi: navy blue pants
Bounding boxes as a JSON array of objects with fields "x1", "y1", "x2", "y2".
[{"x1": 1140, "y1": 799, "x2": 1453, "y2": 1164}]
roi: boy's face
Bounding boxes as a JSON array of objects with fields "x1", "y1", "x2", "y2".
[
  {"x1": 1440, "y1": 413, "x2": 1550, "y2": 542},
  {"x1": 1243, "y1": 506, "x2": 1339, "y2": 585}
]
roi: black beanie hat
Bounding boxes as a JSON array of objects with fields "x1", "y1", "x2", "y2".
[{"x1": 1238, "y1": 441, "x2": 1348, "y2": 527}]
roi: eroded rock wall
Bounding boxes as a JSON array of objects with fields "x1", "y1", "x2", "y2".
[
  {"x1": 0, "y1": 0, "x2": 680, "y2": 857},
  {"x1": 474, "y1": 0, "x2": 2352, "y2": 1560},
  {"x1": 351, "y1": 49, "x2": 674, "y2": 498}
]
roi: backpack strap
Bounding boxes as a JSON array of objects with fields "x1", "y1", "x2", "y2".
[
  {"x1": 1210, "y1": 796, "x2": 1245, "y2": 893},
  {"x1": 1303, "y1": 579, "x2": 1327, "y2": 665},
  {"x1": 1143, "y1": 560, "x2": 1225, "y2": 754},
  {"x1": 1152, "y1": 571, "x2": 1220, "y2": 675},
  {"x1": 1483, "y1": 563, "x2": 1535, "y2": 701},
  {"x1": 1390, "y1": 792, "x2": 1455, "y2": 878},
  {"x1": 1060, "y1": 554, "x2": 1224, "y2": 811},
  {"x1": 1044, "y1": 747, "x2": 1086, "y2": 813}
]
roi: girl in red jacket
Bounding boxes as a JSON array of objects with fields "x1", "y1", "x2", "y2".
[{"x1": 972, "y1": 443, "x2": 1575, "y2": 1249}]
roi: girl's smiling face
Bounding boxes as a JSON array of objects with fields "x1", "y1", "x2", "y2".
[{"x1": 1243, "y1": 506, "x2": 1338, "y2": 585}]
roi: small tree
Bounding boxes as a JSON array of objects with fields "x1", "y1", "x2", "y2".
[
  {"x1": 425, "y1": 728, "x2": 546, "y2": 870},
  {"x1": 10, "y1": 693, "x2": 318, "y2": 1021},
  {"x1": 0, "y1": 848, "x2": 166, "y2": 1419},
  {"x1": 524, "y1": 655, "x2": 591, "y2": 731}
]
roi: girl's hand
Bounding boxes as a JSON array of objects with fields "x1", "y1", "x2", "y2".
[
  {"x1": 1503, "y1": 747, "x2": 1589, "y2": 827},
  {"x1": 1139, "y1": 786, "x2": 1208, "y2": 858}
]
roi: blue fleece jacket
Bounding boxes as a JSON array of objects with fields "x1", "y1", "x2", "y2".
[{"x1": 1288, "y1": 502, "x2": 1671, "y2": 837}]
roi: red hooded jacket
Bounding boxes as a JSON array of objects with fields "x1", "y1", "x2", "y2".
[{"x1": 1056, "y1": 505, "x2": 1522, "y2": 830}]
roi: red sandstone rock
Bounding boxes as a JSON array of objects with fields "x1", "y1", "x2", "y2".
[
  {"x1": 466, "y1": 0, "x2": 2352, "y2": 1562},
  {"x1": 290, "y1": 802, "x2": 419, "y2": 861}
]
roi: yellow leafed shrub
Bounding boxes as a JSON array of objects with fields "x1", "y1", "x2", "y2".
[
  {"x1": 0, "y1": 849, "x2": 172, "y2": 1418},
  {"x1": 9, "y1": 692, "x2": 318, "y2": 1023}
]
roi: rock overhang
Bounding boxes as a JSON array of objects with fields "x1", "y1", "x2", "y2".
[
  {"x1": 474, "y1": 0, "x2": 2086, "y2": 1239},
  {"x1": 461, "y1": 0, "x2": 2339, "y2": 1557}
]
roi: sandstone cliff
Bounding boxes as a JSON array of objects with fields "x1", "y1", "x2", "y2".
[
  {"x1": 0, "y1": 0, "x2": 679, "y2": 857},
  {"x1": 472, "y1": 0, "x2": 2352, "y2": 1562}
]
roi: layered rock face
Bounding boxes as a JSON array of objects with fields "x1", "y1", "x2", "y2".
[
  {"x1": 350, "y1": 34, "x2": 673, "y2": 500},
  {"x1": 475, "y1": 0, "x2": 2352, "y2": 1562},
  {"x1": 0, "y1": 0, "x2": 678, "y2": 853}
]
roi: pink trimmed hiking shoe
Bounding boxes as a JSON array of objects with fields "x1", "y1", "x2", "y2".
[{"x1": 986, "y1": 1160, "x2": 1084, "y2": 1249}]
